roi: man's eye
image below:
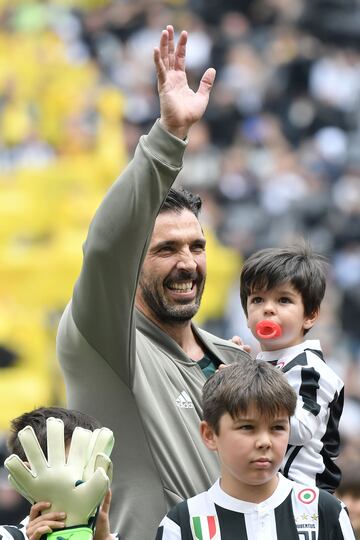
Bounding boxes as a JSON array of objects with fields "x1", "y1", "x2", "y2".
[{"x1": 191, "y1": 244, "x2": 205, "y2": 253}]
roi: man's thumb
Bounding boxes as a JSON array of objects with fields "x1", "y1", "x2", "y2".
[{"x1": 197, "y1": 68, "x2": 216, "y2": 96}]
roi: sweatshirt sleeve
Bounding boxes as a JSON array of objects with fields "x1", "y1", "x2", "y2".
[
  {"x1": 285, "y1": 352, "x2": 342, "y2": 446},
  {"x1": 58, "y1": 120, "x2": 187, "y2": 384}
]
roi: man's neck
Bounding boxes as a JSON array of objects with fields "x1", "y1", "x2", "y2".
[{"x1": 137, "y1": 305, "x2": 205, "y2": 360}]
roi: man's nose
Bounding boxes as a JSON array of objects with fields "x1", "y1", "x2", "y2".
[{"x1": 176, "y1": 249, "x2": 197, "y2": 271}]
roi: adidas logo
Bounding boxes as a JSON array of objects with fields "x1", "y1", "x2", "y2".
[{"x1": 176, "y1": 390, "x2": 194, "y2": 408}]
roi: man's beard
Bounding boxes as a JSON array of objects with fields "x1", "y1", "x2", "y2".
[{"x1": 139, "y1": 269, "x2": 205, "y2": 325}]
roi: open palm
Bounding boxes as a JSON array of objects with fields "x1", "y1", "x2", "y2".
[{"x1": 154, "y1": 26, "x2": 216, "y2": 139}]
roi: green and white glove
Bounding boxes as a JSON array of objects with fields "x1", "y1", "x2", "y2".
[{"x1": 5, "y1": 417, "x2": 113, "y2": 528}]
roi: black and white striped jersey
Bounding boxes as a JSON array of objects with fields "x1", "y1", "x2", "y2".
[
  {"x1": 0, "y1": 523, "x2": 26, "y2": 540},
  {"x1": 156, "y1": 474, "x2": 355, "y2": 540},
  {"x1": 257, "y1": 339, "x2": 344, "y2": 492}
]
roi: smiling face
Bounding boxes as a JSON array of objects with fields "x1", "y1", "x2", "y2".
[
  {"x1": 201, "y1": 403, "x2": 290, "y2": 502},
  {"x1": 246, "y1": 282, "x2": 319, "y2": 351},
  {"x1": 136, "y1": 209, "x2": 206, "y2": 325}
]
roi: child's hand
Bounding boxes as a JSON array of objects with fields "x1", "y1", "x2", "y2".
[
  {"x1": 26, "y1": 502, "x2": 66, "y2": 540},
  {"x1": 94, "y1": 490, "x2": 112, "y2": 540},
  {"x1": 230, "y1": 335, "x2": 252, "y2": 353}
]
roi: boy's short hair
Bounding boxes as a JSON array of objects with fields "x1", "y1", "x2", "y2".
[
  {"x1": 202, "y1": 358, "x2": 297, "y2": 434},
  {"x1": 240, "y1": 243, "x2": 328, "y2": 321},
  {"x1": 7, "y1": 406, "x2": 101, "y2": 461}
]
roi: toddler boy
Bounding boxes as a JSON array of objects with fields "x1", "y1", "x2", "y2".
[{"x1": 240, "y1": 244, "x2": 344, "y2": 492}]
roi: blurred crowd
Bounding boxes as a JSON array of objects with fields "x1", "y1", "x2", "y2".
[{"x1": 0, "y1": 0, "x2": 360, "y2": 533}]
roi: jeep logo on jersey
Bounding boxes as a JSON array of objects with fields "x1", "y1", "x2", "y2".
[
  {"x1": 176, "y1": 390, "x2": 194, "y2": 408},
  {"x1": 191, "y1": 515, "x2": 220, "y2": 540}
]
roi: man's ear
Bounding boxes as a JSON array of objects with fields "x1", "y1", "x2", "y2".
[
  {"x1": 200, "y1": 421, "x2": 218, "y2": 451},
  {"x1": 303, "y1": 307, "x2": 320, "y2": 331}
]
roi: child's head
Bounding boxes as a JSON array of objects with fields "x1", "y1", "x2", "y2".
[
  {"x1": 240, "y1": 244, "x2": 327, "y2": 349},
  {"x1": 7, "y1": 406, "x2": 101, "y2": 461},
  {"x1": 200, "y1": 359, "x2": 296, "y2": 500}
]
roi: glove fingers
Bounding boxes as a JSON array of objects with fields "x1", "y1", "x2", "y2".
[
  {"x1": 84, "y1": 429, "x2": 114, "y2": 480},
  {"x1": 18, "y1": 426, "x2": 48, "y2": 474},
  {"x1": 66, "y1": 427, "x2": 92, "y2": 475},
  {"x1": 4, "y1": 454, "x2": 34, "y2": 502},
  {"x1": 4, "y1": 454, "x2": 34, "y2": 485},
  {"x1": 46, "y1": 418, "x2": 66, "y2": 467},
  {"x1": 7, "y1": 472, "x2": 34, "y2": 504},
  {"x1": 94, "y1": 454, "x2": 113, "y2": 484},
  {"x1": 75, "y1": 468, "x2": 109, "y2": 522},
  {"x1": 89, "y1": 428, "x2": 114, "y2": 458}
]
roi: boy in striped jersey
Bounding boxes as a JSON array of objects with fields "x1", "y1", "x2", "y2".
[
  {"x1": 156, "y1": 360, "x2": 355, "y2": 539},
  {"x1": 240, "y1": 244, "x2": 344, "y2": 493},
  {"x1": 0, "y1": 407, "x2": 117, "y2": 540}
]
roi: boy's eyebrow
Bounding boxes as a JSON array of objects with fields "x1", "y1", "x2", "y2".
[
  {"x1": 249, "y1": 286, "x2": 298, "y2": 296},
  {"x1": 233, "y1": 416, "x2": 289, "y2": 423}
]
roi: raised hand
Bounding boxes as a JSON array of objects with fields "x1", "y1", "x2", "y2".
[{"x1": 154, "y1": 25, "x2": 216, "y2": 139}]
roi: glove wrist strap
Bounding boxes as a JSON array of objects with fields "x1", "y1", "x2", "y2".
[{"x1": 46, "y1": 526, "x2": 93, "y2": 540}]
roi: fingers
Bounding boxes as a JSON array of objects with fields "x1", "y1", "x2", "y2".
[
  {"x1": 7, "y1": 472, "x2": 34, "y2": 503},
  {"x1": 93, "y1": 453, "x2": 113, "y2": 484},
  {"x1": 230, "y1": 335, "x2": 252, "y2": 354},
  {"x1": 174, "y1": 30, "x2": 187, "y2": 71},
  {"x1": 75, "y1": 467, "x2": 109, "y2": 521},
  {"x1": 154, "y1": 27, "x2": 172, "y2": 87},
  {"x1": 29, "y1": 501, "x2": 51, "y2": 520},
  {"x1": 18, "y1": 426, "x2": 47, "y2": 475},
  {"x1": 154, "y1": 26, "x2": 188, "y2": 85},
  {"x1": 167, "y1": 24, "x2": 175, "y2": 70},
  {"x1": 197, "y1": 67, "x2": 216, "y2": 97},
  {"x1": 28, "y1": 524, "x2": 52, "y2": 540},
  {"x1": 5, "y1": 455, "x2": 35, "y2": 497},
  {"x1": 159, "y1": 28, "x2": 169, "y2": 70},
  {"x1": 216, "y1": 364, "x2": 230, "y2": 372},
  {"x1": 46, "y1": 418, "x2": 65, "y2": 468},
  {"x1": 101, "y1": 489, "x2": 112, "y2": 516},
  {"x1": 86, "y1": 428, "x2": 114, "y2": 475},
  {"x1": 27, "y1": 503, "x2": 66, "y2": 540},
  {"x1": 28, "y1": 521, "x2": 64, "y2": 540},
  {"x1": 66, "y1": 426, "x2": 92, "y2": 474},
  {"x1": 153, "y1": 47, "x2": 166, "y2": 87}
]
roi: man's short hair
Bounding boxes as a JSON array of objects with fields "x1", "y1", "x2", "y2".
[
  {"x1": 159, "y1": 188, "x2": 202, "y2": 218},
  {"x1": 7, "y1": 406, "x2": 101, "y2": 461},
  {"x1": 240, "y1": 243, "x2": 328, "y2": 321},
  {"x1": 202, "y1": 358, "x2": 297, "y2": 434}
]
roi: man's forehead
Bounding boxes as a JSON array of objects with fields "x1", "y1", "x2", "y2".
[{"x1": 152, "y1": 210, "x2": 203, "y2": 239}]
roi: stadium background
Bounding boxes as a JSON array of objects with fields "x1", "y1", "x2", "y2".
[{"x1": 0, "y1": 0, "x2": 359, "y2": 525}]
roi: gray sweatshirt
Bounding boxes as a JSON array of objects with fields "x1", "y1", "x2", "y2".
[{"x1": 56, "y1": 120, "x2": 249, "y2": 540}]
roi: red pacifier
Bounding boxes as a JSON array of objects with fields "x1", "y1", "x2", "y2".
[{"x1": 256, "y1": 320, "x2": 282, "y2": 339}]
